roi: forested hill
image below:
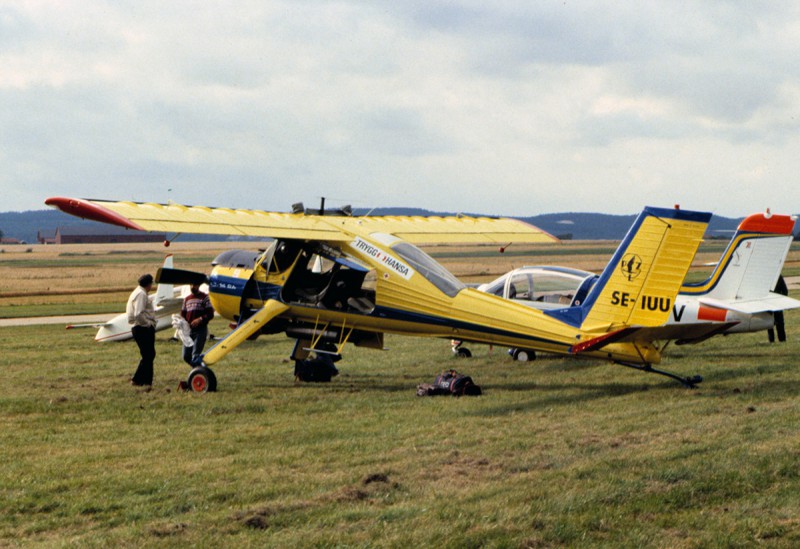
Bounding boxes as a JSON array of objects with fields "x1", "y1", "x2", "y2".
[
  {"x1": 517, "y1": 211, "x2": 745, "y2": 240},
  {"x1": 0, "y1": 207, "x2": 748, "y2": 244},
  {"x1": 355, "y1": 208, "x2": 745, "y2": 241}
]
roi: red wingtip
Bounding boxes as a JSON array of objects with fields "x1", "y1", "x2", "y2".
[{"x1": 44, "y1": 197, "x2": 145, "y2": 231}]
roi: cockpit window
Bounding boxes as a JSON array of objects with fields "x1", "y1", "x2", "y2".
[
  {"x1": 211, "y1": 249, "x2": 260, "y2": 269},
  {"x1": 530, "y1": 274, "x2": 583, "y2": 304},
  {"x1": 391, "y1": 242, "x2": 465, "y2": 297},
  {"x1": 483, "y1": 280, "x2": 505, "y2": 297}
]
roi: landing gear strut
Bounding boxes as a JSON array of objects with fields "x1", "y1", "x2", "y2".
[
  {"x1": 450, "y1": 340, "x2": 472, "y2": 358},
  {"x1": 618, "y1": 362, "x2": 703, "y2": 388}
]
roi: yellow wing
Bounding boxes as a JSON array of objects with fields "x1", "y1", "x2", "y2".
[
  {"x1": 44, "y1": 197, "x2": 557, "y2": 244},
  {"x1": 339, "y1": 215, "x2": 555, "y2": 244}
]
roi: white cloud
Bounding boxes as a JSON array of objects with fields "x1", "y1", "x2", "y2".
[{"x1": 1, "y1": 1, "x2": 800, "y2": 218}]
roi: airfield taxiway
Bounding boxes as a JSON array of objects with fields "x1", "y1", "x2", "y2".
[
  {"x1": 0, "y1": 314, "x2": 115, "y2": 328},
  {"x1": 3, "y1": 278, "x2": 799, "y2": 328}
]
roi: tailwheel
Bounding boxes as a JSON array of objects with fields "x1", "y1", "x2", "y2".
[
  {"x1": 456, "y1": 347, "x2": 472, "y2": 358},
  {"x1": 618, "y1": 362, "x2": 702, "y2": 388},
  {"x1": 509, "y1": 348, "x2": 536, "y2": 362},
  {"x1": 187, "y1": 366, "x2": 218, "y2": 393},
  {"x1": 451, "y1": 340, "x2": 472, "y2": 358}
]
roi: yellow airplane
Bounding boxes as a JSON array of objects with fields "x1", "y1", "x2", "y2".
[{"x1": 46, "y1": 197, "x2": 711, "y2": 391}]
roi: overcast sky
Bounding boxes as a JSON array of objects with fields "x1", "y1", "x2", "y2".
[{"x1": 2, "y1": 1, "x2": 799, "y2": 217}]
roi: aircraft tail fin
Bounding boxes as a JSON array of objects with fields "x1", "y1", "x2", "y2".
[
  {"x1": 154, "y1": 255, "x2": 175, "y2": 305},
  {"x1": 681, "y1": 211, "x2": 796, "y2": 305},
  {"x1": 549, "y1": 207, "x2": 712, "y2": 332}
]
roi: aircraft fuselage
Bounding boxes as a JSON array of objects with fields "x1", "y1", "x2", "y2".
[{"x1": 206, "y1": 239, "x2": 663, "y2": 365}]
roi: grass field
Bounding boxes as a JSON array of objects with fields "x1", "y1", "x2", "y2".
[{"x1": 2, "y1": 241, "x2": 800, "y2": 547}]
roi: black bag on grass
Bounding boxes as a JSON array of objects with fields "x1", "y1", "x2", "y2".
[{"x1": 417, "y1": 370, "x2": 481, "y2": 396}]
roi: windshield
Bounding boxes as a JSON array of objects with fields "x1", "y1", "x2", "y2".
[{"x1": 391, "y1": 242, "x2": 465, "y2": 297}]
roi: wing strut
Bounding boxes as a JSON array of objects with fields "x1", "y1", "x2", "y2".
[{"x1": 305, "y1": 316, "x2": 357, "y2": 355}]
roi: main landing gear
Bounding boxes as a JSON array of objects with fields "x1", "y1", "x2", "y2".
[
  {"x1": 618, "y1": 362, "x2": 703, "y2": 388},
  {"x1": 185, "y1": 366, "x2": 218, "y2": 393},
  {"x1": 450, "y1": 341, "x2": 537, "y2": 362},
  {"x1": 450, "y1": 340, "x2": 472, "y2": 358},
  {"x1": 508, "y1": 348, "x2": 536, "y2": 362}
]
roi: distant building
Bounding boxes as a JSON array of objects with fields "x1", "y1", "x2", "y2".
[
  {"x1": 38, "y1": 226, "x2": 166, "y2": 244},
  {"x1": 36, "y1": 231, "x2": 56, "y2": 245},
  {"x1": 0, "y1": 237, "x2": 24, "y2": 245}
]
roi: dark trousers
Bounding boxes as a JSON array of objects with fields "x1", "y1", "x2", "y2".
[
  {"x1": 131, "y1": 325, "x2": 156, "y2": 385},
  {"x1": 768, "y1": 311, "x2": 786, "y2": 343},
  {"x1": 182, "y1": 325, "x2": 208, "y2": 366}
]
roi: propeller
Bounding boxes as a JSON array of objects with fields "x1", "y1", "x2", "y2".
[{"x1": 156, "y1": 267, "x2": 208, "y2": 286}]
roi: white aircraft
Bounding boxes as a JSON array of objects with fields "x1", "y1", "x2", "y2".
[
  {"x1": 66, "y1": 255, "x2": 195, "y2": 342},
  {"x1": 457, "y1": 210, "x2": 800, "y2": 360}
]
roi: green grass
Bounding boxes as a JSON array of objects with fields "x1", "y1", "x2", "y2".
[{"x1": 2, "y1": 317, "x2": 800, "y2": 547}]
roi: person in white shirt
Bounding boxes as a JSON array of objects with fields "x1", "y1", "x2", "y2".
[{"x1": 126, "y1": 273, "x2": 157, "y2": 386}]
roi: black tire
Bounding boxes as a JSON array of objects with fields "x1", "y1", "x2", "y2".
[
  {"x1": 456, "y1": 347, "x2": 472, "y2": 358},
  {"x1": 187, "y1": 366, "x2": 217, "y2": 393},
  {"x1": 511, "y1": 348, "x2": 535, "y2": 362}
]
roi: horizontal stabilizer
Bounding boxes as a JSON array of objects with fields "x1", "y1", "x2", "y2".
[
  {"x1": 572, "y1": 323, "x2": 739, "y2": 352},
  {"x1": 156, "y1": 267, "x2": 208, "y2": 286},
  {"x1": 155, "y1": 296, "x2": 184, "y2": 309},
  {"x1": 698, "y1": 293, "x2": 800, "y2": 314},
  {"x1": 569, "y1": 328, "x2": 636, "y2": 354},
  {"x1": 617, "y1": 323, "x2": 739, "y2": 345},
  {"x1": 66, "y1": 322, "x2": 110, "y2": 330}
]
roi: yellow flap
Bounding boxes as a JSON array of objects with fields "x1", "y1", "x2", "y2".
[{"x1": 339, "y1": 215, "x2": 558, "y2": 244}]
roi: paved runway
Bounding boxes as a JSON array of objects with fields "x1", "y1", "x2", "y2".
[
  {"x1": 2, "y1": 278, "x2": 799, "y2": 328},
  {"x1": 0, "y1": 314, "x2": 115, "y2": 327}
]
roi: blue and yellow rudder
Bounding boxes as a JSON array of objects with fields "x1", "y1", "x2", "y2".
[{"x1": 548, "y1": 206, "x2": 712, "y2": 332}]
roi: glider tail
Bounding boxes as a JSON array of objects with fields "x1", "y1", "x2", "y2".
[
  {"x1": 681, "y1": 211, "x2": 797, "y2": 307},
  {"x1": 551, "y1": 206, "x2": 712, "y2": 333},
  {"x1": 154, "y1": 255, "x2": 175, "y2": 305}
]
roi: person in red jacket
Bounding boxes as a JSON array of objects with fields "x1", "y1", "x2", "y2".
[{"x1": 180, "y1": 283, "x2": 215, "y2": 366}]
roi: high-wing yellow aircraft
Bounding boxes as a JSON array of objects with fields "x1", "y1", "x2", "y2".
[{"x1": 46, "y1": 197, "x2": 712, "y2": 391}]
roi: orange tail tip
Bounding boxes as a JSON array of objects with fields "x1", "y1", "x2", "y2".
[{"x1": 737, "y1": 211, "x2": 795, "y2": 235}]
